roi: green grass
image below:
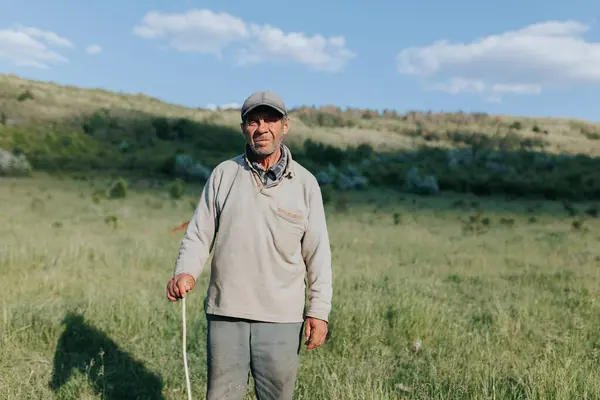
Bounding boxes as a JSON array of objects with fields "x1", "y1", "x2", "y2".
[
  {"x1": 2, "y1": 175, "x2": 600, "y2": 399},
  {"x1": 3, "y1": 71, "x2": 600, "y2": 399}
]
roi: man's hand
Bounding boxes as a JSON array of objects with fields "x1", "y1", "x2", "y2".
[
  {"x1": 166, "y1": 273, "x2": 196, "y2": 302},
  {"x1": 304, "y1": 317, "x2": 328, "y2": 351}
]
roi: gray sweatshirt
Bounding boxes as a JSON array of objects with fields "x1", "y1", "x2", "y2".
[{"x1": 173, "y1": 146, "x2": 333, "y2": 323}]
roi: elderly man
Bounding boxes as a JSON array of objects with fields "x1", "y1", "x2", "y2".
[{"x1": 166, "y1": 91, "x2": 333, "y2": 399}]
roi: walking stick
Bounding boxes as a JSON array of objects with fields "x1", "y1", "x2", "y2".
[{"x1": 182, "y1": 296, "x2": 192, "y2": 400}]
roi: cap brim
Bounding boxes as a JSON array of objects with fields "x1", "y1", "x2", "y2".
[{"x1": 242, "y1": 103, "x2": 286, "y2": 118}]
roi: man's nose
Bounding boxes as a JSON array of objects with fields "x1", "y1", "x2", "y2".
[{"x1": 257, "y1": 120, "x2": 269, "y2": 133}]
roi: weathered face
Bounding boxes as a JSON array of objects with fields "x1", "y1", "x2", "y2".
[{"x1": 241, "y1": 106, "x2": 289, "y2": 156}]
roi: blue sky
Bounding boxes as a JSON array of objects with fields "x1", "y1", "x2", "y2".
[{"x1": 1, "y1": 0, "x2": 600, "y2": 121}]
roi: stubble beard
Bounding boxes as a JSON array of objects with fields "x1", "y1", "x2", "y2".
[{"x1": 249, "y1": 138, "x2": 281, "y2": 157}]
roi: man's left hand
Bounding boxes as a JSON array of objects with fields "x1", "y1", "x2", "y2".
[{"x1": 304, "y1": 317, "x2": 328, "y2": 351}]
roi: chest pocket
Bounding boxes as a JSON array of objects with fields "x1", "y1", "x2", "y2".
[{"x1": 270, "y1": 204, "x2": 307, "y2": 262}]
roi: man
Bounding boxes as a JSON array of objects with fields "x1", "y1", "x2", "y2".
[{"x1": 165, "y1": 90, "x2": 333, "y2": 399}]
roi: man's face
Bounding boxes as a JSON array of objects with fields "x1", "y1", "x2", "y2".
[{"x1": 241, "y1": 106, "x2": 289, "y2": 156}]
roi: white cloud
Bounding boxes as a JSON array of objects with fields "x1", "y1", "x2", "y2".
[
  {"x1": 86, "y1": 44, "x2": 102, "y2": 55},
  {"x1": 396, "y1": 20, "x2": 600, "y2": 99},
  {"x1": 427, "y1": 78, "x2": 487, "y2": 94},
  {"x1": 239, "y1": 25, "x2": 355, "y2": 72},
  {"x1": 133, "y1": 9, "x2": 354, "y2": 71},
  {"x1": 15, "y1": 25, "x2": 73, "y2": 48},
  {"x1": 133, "y1": 9, "x2": 249, "y2": 56},
  {"x1": 491, "y1": 83, "x2": 541, "y2": 95},
  {"x1": 0, "y1": 25, "x2": 72, "y2": 68}
]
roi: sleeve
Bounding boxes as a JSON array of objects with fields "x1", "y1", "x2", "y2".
[
  {"x1": 173, "y1": 169, "x2": 219, "y2": 280},
  {"x1": 301, "y1": 179, "x2": 333, "y2": 322}
]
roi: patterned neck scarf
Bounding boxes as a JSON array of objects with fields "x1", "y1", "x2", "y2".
[{"x1": 245, "y1": 144, "x2": 288, "y2": 186}]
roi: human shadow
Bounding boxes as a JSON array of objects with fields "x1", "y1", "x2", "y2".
[{"x1": 49, "y1": 312, "x2": 165, "y2": 400}]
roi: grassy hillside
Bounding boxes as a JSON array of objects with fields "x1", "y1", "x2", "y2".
[
  {"x1": 2, "y1": 73, "x2": 600, "y2": 200},
  {"x1": 3, "y1": 75, "x2": 600, "y2": 398},
  {"x1": 2, "y1": 73, "x2": 600, "y2": 154}
]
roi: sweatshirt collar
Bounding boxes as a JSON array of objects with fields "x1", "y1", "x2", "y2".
[{"x1": 244, "y1": 143, "x2": 295, "y2": 179}]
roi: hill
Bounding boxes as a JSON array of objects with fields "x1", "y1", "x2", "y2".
[
  {"x1": 2, "y1": 73, "x2": 600, "y2": 153},
  {"x1": 1, "y1": 73, "x2": 600, "y2": 200}
]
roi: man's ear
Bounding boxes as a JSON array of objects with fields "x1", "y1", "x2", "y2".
[{"x1": 283, "y1": 117, "x2": 290, "y2": 135}]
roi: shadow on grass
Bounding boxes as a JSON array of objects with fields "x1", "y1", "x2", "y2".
[{"x1": 49, "y1": 312, "x2": 165, "y2": 400}]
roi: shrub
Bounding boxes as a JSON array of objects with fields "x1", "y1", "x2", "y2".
[
  {"x1": 173, "y1": 154, "x2": 211, "y2": 182},
  {"x1": 0, "y1": 148, "x2": 32, "y2": 176},
  {"x1": 314, "y1": 164, "x2": 369, "y2": 191},
  {"x1": 404, "y1": 166, "x2": 439, "y2": 195},
  {"x1": 301, "y1": 139, "x2": 346, "y2": 166},
  {"x1": 17, "y1": 90, "x2": 34, "y2": 102},
  {"x1": 107, "y1": 178, "x2": 128, "y2": 199},
  {"x1": 104, "y1": 214, "x2": 119, "y2": 228},
  {"x1": 5, "y1": 102, "x2": 600, "y2": 202},
  {"x1": 320, "y1": 184, "x2": 333, "y2": 205},
  {"x1": 169, "y1": 179, "x2": 185, "y2": 200},
  {"x1": 509, "y1": 121, "x2": 522, "y2": 130},
  {"x1": 354, "y1": 143, "x2": 374, "y2": 161},
  {"x1": 92, "y1": 189, "x2": 105, "y2": 204}
]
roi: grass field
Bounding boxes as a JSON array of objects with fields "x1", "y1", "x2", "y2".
[{"x1": 2, "y1": 175, "x2": 600, "y2": 399}]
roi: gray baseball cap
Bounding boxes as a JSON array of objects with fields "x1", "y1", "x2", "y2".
[{"x1": 241, "y1": 91, "x2": 287, "y2": 120}]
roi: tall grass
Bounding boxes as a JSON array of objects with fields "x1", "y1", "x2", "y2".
[{"x1": 2, "y1": 176, "x2": 600, "y2": 399}]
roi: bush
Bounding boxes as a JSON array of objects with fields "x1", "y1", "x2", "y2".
[
  {"x1": 169, "y1": 179, "x2": 184, "y2": 200},
  {"x1": 314, "y1": 164, "x2": 369, "y2": 191},
  {"x1": 107, "y1": 178, "x2": 128, "y2": 199},
  {"x1": 5, "y1": 105, "x2": 600, "y2": 202},
  {"x1": 173, "y1": 154, "x2": 211, "y2": 182},
  {"x1": 404, "y1": 166, "x2": 439, "y2": 195},
  {"x1": 17, "y1": 90, "x2": 34, "y2": 102},
  {"x1": 320, "y1": 184, "x2": 333, "y2": 205},
  {"x1": 300, "y1": 139, "x2": 346, "y2": 166},
  {"x1": 0, "y1": 148, "x2": 32, "y2": 176}
]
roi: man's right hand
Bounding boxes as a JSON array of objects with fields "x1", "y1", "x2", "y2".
[{"x1": 166, "y1": 273, "x2": 196, "y2": 301}]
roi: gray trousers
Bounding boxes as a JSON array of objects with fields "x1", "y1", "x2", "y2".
[{"x1": 205, "y1": 313, "x2": 304, "y2": 400}]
